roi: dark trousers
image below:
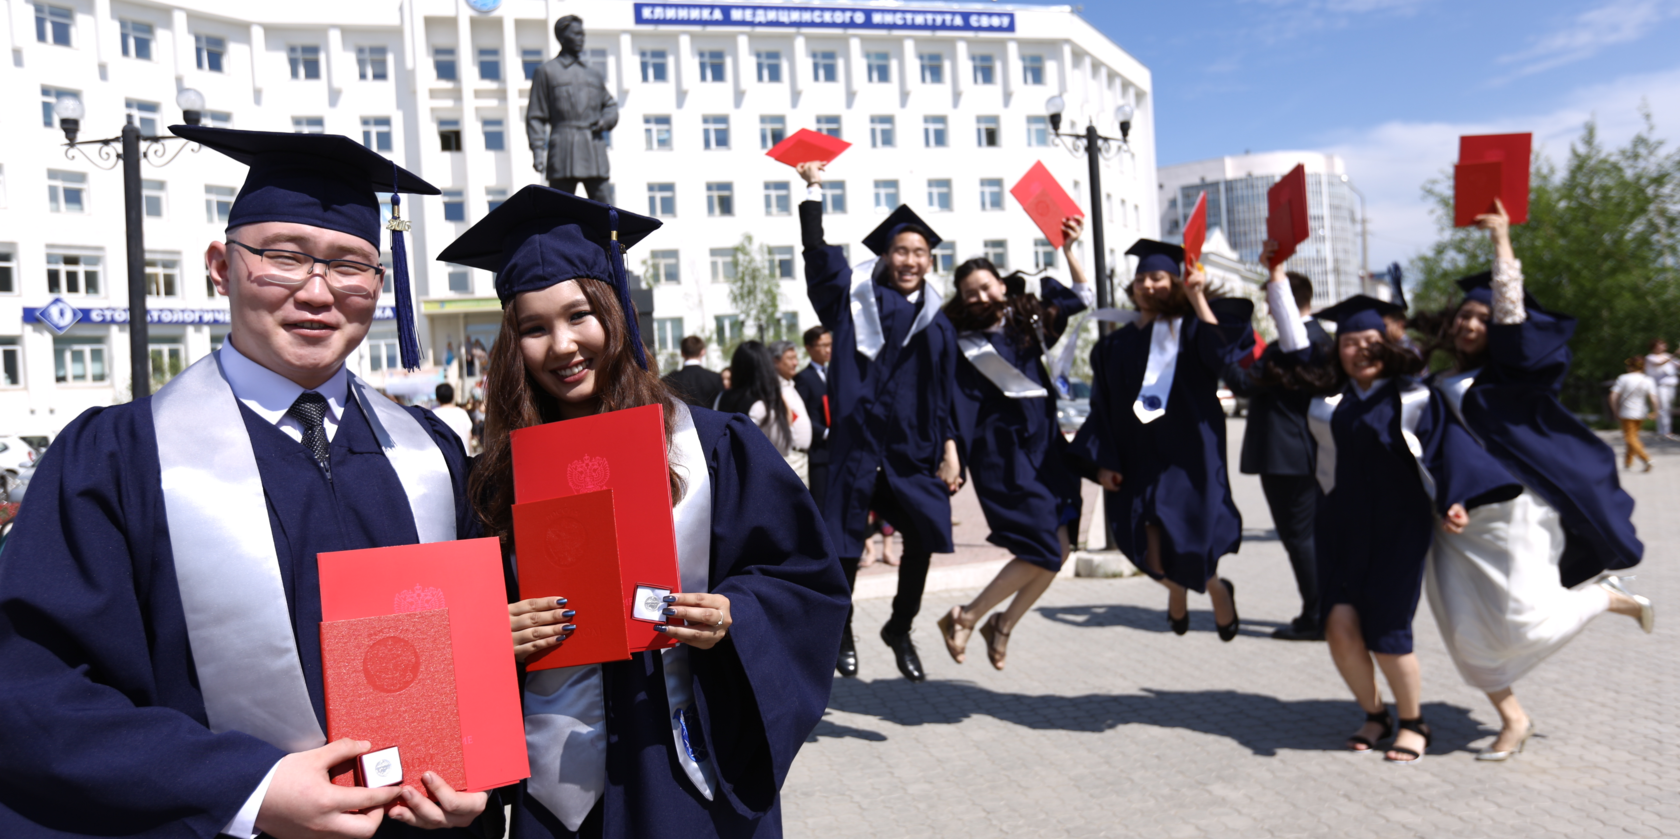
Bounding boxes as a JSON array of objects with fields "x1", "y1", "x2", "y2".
[
  {"x1": 808, "y1": 459, "x2": 828, "y2": 511},
  {"x1": 839, "y1": 471, "x2": 934, "y2": 639},
  {"x1": 1261, "y1": 473, "x2": 1320, "y2": 627},
  {"x1": 549, "y1": 177, "x2": 612, "y2": 203}
]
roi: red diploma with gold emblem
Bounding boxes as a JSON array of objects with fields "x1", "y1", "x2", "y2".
[{"x1": 511, "y1": 403, "x2": 682, "y2": 666}]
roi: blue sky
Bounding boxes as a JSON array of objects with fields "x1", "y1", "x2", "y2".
[{"x1": 1034, "y1": 0, "x2": 1680, "y2": 268}]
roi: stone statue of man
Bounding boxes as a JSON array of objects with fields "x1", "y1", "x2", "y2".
[{"x1": 526, "y1": 15, "x2": 617, "y2": 202}]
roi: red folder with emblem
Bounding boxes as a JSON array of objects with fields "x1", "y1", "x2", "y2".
[
  {"x1": 1456, "y1": 133, "x2": 1531, "y2": 226},
  {"x1": 318, "y1": 538, "x2": 530, "y2": 792},
  {"x1": 510, "y1": 403, "x2": 681, "y2": 657},
  {"x1": 766, "y1": 128, "x2": 852, "y2": 167},
  {"x1": 1266, "y1": 164, "x2": 1310, "y2": 266},
  {"x1": 1182, "y1": 191, "x2": 1209, "y2": 272},
  {"x1": 1010, "y1": 161, "x2": 1084, "y2": 248},
  {"x1": 321, "y1": 609, "x2": 466, "y2": 794},
  {"x1": 510, "y1": 490, "x2": 633, "y2": 670}
]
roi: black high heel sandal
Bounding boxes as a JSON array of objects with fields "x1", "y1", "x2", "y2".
[
  {"x1": 1347, "y1": 707, "x2": 1393, "y2": 752},
  {"x1": 1386, "y1": 717, "x2": 1432, "y2": 764},
  {"x1": 1216, "y1": 578, "x2": 1239, "y2": 642}
]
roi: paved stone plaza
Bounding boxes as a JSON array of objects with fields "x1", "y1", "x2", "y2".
[{"x1": 783, "y1": 421, "x2": 1678, "y2": 838}]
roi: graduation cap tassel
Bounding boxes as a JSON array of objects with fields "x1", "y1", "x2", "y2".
[
  {"x1": 388, "y1": 170, "x2": 421, "y2": 371},
  {"x1": 607, "y1": 208, "x2": 649, "y2": 370}
]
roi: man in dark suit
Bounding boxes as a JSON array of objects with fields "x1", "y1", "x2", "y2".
[
  {"x1": 662, "y1": 335, "x2": 723, "y2": 408},
  {"x1": 1226, "y1": 270, "x2": 1332, "y2": 641},
  {"x1": 793, "y1": 325, "x2": 832, "y2": 508}
]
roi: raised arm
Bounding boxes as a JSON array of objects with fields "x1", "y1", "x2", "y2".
[
  {"x1": 796, "y1": 162, "x2": 855, "y2": 330},
  {"x1": 1062, "y1": 216, "x2": 1096, "y2": 309},
  {"x1": 1261, "y1": 239, "x2": 1310, "y2": 353},
  {"x1": 1476, "y1": 198, "x2": 1525, "y2": 325}
]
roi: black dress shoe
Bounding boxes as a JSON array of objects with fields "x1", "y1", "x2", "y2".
[
  {"x1": 1215, "y1": 578, "x2": 1240, "y2": 642},
  {"x1": 1168, "y1": 611, "x2": 1190, "y2": 635},
  {"x1": 836, "y1": 632, "x2": 858, "y2": 678},
  {"x1": 1271, "y1": 625, "x2": 1324, "y2": 641},
  {"x1": 880, "y1": 626, "x2": 925, "y2": 682}
]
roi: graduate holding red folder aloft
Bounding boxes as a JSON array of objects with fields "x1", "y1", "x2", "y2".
[{"x1": 438, "y1": 185, "x2": 848, "y2": 839}]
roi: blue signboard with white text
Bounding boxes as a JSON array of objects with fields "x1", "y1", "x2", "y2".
[
  {"x1": 633, "y1": 3, "x2": 1015, "y2": 32},
  {"x1": 24, "y1": 300, "x2": 396, "y2": 334}
]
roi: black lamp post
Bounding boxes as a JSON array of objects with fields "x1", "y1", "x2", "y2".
[
  {"x1": 53, "y1": 89, "x2": 204, "y2": 400},
  {"x1": 1044, "y1": 97, "x2": 1134, "y2": 315}
]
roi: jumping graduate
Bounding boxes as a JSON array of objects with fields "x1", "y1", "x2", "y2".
[
  {"x1": 1070, "y1": 239, "x2": 1253, "y2": 641},
  {"x1": 795, "y1": 161, "x2": 963, "y2": 683},
  {"x1": 437, "y1": 185, "x2": 848, "y2": 839},
  {"x1": 935, "y1": 217, "x2": 1092, "y2": 670},
  {"x1": 1303, "y1": 291, "x2": 1522, "y2": 764},
  {"x1": 1422, "y1": 201, "x2": 1653, "y2": 762},
  {"x1": 0, "y1": 127, "x2": 495, "y2": 836}
]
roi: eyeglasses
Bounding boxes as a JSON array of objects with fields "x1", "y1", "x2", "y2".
[{"x1": 227, "y1": 239, "x2": 384, "y2": 298}]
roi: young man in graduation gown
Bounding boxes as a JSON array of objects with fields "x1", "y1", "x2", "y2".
[
  {"x1": 796, "y1": 162, "x2": 963, "y2": 682},
  {"x1": 794, "y1": 325, "x2": 832, "y2": 509},
  {"x1": 0, "y1": 127, "x2": 493, "y2": 837},
  {"x1": 1224, "y1": 264, "x2": 1334, "y2": 641}
]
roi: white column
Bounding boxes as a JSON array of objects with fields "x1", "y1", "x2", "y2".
[
  {"x1": 171, "y1": 8, "x2": 190, "y2": 80},
  {"x1": 677, "y1": 32, "x2": 692, "y2": 92},
  {"x1": 734, "y1": 33, "x2": 749, "y2": 95},
  {"x1": 326, "y1": 25, "x2": 343, "y2": 93},
  {"x1": 1058, "y1": 42, "x2": 1073, "y2": 96},
  {"x1": 791, "y1": 34, "x2": 806, "y2": 94},
  {"x1": 249, "y1": 23, "x2": 265, "y2": 93},
  {"x1": 845, "y1": 35, "x2": 861, "y2": 96},
  {"x1": 618, "y1": 31, "x2": 634, "y2": 96},
  {"x1": 1003, "y1": 38, "x2": 1018, "y2": 96},
  {"x1": 953, "y1": 39, "x2": 968, "y2": 95},
  {"x1": 92, "y1": 0, "x2": 112, "y2": 68},
  {"x1": 899, "y1": 37, "x2": 914, "y2": 97}
]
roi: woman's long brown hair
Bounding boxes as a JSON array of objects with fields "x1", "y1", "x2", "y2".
[{"x1": 468, "y1": 278, "x2": 683, "y2": 549}]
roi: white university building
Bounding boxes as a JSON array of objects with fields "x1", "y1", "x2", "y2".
[{"x1": 0, "y1": 0, "x2": 1157, "y2": 438}]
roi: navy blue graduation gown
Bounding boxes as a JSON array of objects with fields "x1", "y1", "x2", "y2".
[
  {"x1": 1457, "y1": 303, "x2": 1642, "y2": 587},
  {"x1": 510, "y1": 408, "x2": 848, "y2": 839},
  {"x1": 802, "y1": 206, "x2": 959, "y2": 557},
  {"x1": 1070, "y1": 302, "x2": 1253, "y2": 592},
  {"x1": 0, "y1": 395, "x2": 479, "y2": 837},
  {"x1": 1316, "y1": 380, "x2": 1522, "y2": 655},
  {"x1": 952, "y1": 278, "x2": 1087, "y2": 570}
]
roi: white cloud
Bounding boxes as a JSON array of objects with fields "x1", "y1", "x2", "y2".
[
  {"x1": 1498, "y1": 0, "x2": 1680, "y2": 80},
  {"x1": 1323, "y1": 64, "x2": 1680, "y2": 271}
]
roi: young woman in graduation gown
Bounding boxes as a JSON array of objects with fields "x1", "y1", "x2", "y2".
[
  {"x1": 1420, "y1": 202, "x2": 1653, "y2": 761},
  {"x1": 795, "y1": 161, "x2": 964, "y2": 682},
  {"x1": 935, "y1": 218, "x2": 1092, "y2": 669},
  {"x1": 1292, "y1": 267, "x2": 1524, "y2": 764},
  {"x1": 438, "y1": 185, "x2": 849, "y2": 839},
  {"x1": 1069, "y1": 240, "x2": 1251, "y2": 640}
]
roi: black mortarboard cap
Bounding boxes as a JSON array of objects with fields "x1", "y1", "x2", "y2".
[
  {"x1": 171, "y1": 124, "x2": 440, "y2": 370},
  {"x1": 862, "y1": 205, "x2": 942, "y2": 256},
  {"x1": 1315, "y1": 294, "x2": 1404, "y2": 335},
  {"x1": 437, "y1": 185, "x2": 662, "y2": 369},
  {"x1": 1126, "y1": 239, "x2": 1186, "y2": 276},
  {"x1": 1456, "y1": 271, "x2": 1495, "y2": 307}
]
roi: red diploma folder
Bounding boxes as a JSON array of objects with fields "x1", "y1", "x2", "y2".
[
  {"x1": 511, "y1": 403, "x2": 680, "y2": 655},
  {"x1": 1009, "y1": 161, "x2": 1084, "y2": 248},
  {"x1": 318, "y1": 538, "x2": 530, "y2": 792},
  {"x1": 1266, "y1": 164, "x2": 1310, "y2": 266},
  {"x1": 1457, "y1": 133, "x2": 1531, "y2": 225},
  {"x1": 322, "y1": 609, "x2": 466, "y2": 794},
  {"x1": 510, "y1": 490, "x2": 633, "y2": 670},
  {"x1": 766, "y1": 128, "x2": 851, "y2": 167},
  {"x1": 1182, "y1": 191, "x2": 1209, "y2": 271}
]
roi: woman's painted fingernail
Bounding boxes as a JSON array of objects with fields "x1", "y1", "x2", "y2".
[
  {"x1": 555, "y1": 597, "x2": 568, "y2": 607},
  {"x1": 654, "y1": 624, "x2": 668, "y2": 632},
  {"x1": 561, "y1": 623, "x2": 576, "y2": 632},
  {"x1": 663, "y1": 595, "x2": 678, "y2": 603},
  {"x1": 561, "y1": 610, "x2": 576, "y2": 618},
  {"x1": 661, "y1": 607, "x2": 677, "y2": 616}
]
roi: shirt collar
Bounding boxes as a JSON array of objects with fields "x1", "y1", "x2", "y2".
[
  {"x1": 219, "y1": 338, "x2": 349, "y2": 426},
  {"x1": 1352, "y1": 377, "x2": 1390, "y2": 401},
  {"x1": 556, "y1": 51, "x2": 581, "y2": 67},
  {"x1": 683, "y1": 358, "x2": 704, "y2": 367}
]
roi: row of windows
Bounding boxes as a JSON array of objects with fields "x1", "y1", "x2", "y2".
[
  {"x1": 636, "y1": 237, "x2": 1057, "y2": 296},
  {"x1": 633, "y1": 48, "x2": 1044, "y2": 87},
  {"x1": 646, "y1": 113, "x2": 1049, "y2": 151},
  {"x1": 431, "y1": 47, "x2": 606, "y2": 83},
  {"x1": 644, "y1": 178, "x2": 1049, "y2": 218},
  {"x1": 0, "y1": 331, "x2": 214, "y2": 388},
  {"x1": 0, "y1": 247, "x2": 205, "y2": 301}
]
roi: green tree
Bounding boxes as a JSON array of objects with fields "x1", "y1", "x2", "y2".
[
  {"x1": 1410, "y1": 110, "x2": 1680, "y2": 409},
  {"x1": 726, "y1": 233, "x2": 784, "y2": 342}
]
